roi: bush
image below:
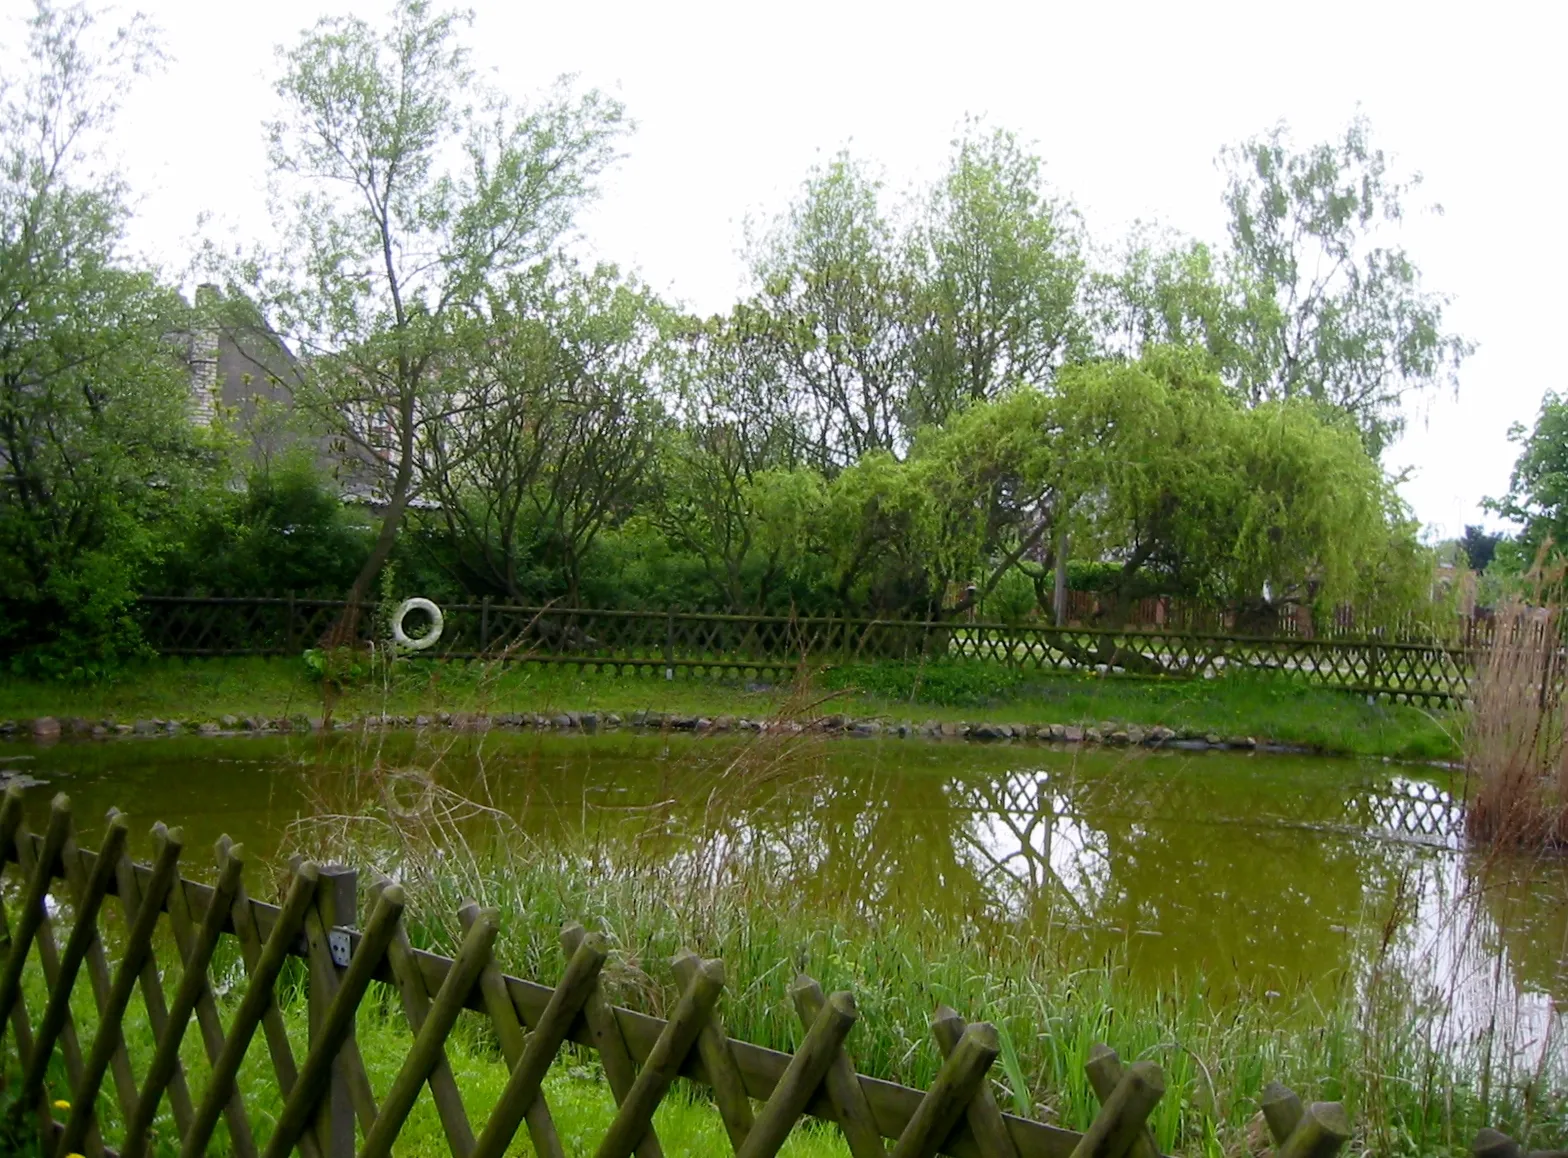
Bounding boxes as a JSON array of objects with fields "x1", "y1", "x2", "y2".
[{"x1": 156, "y1": 454, "x2": 372, "y2": 597}]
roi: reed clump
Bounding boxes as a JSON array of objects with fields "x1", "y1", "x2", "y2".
[{"x1": 1465, "y1": 591, "x2": 1568, "y2": 847}]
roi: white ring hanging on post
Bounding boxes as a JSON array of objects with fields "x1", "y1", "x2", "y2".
[{"x1": 391, "y1": 598, "x2": 444, "y2": 651}]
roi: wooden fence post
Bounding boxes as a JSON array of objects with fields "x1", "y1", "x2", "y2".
[
  {"x1": 287, "y1": 592, "x2": 298, "y2": 654},
  {"x1": 664, "y1": 610, "x2": 675, "y2": 681},
  {"x1": 481, "y1": 596, "x2": 491, "y2": 656},
  {"x1": 313, "y1": 865, "x2": 358, "y2": 1158}
]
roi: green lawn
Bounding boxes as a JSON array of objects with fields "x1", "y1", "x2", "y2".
[{"x1": 0, "y1": 654, "x2": 1459, "y2": 760}]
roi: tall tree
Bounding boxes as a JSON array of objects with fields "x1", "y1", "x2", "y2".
[
  {"x1": 255, "y1": 0, "x2": 626, "y2": 635},
  {"x1": 421, "y1": 261, "x2": 667, "y2": 604},
  {"x1": 1487, "y1": 392, "x2": 1568, "y2": 562},
  {"x1": 0, "y1": 0, "x2": 205, "y2": 673},
  {"x1": 909, "y1": 124, "x2": 1085, "y2": 425},
  {"x1": 751, "y1": 153, "x2": 914, "y2": 470},
  {"x1": 650, "y1": 311, "x2": 823, "y2": 611},
  {"x1": 1219, "y1": 116, "x2": 1472, "y2": 454}
]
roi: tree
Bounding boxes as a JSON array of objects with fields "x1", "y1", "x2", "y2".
[
  {"x1": 1091, "y1": 226, "x2": 1261, "y2": 387},
  {"x1": 1459, "y1": 524, "x2": 1502, "y2": 573},
  {"x1": 254, "y1": 0, "x2": 626, "y2": 634},
  {"x1": 909, "y1": 124, "x2": 1085, "y2": 425},
  {"x1": 649, "y1": 312, "x2": 824, "y2": 612},
  {"x1": 420, "y1": 261, "x2": 667, "y2": 604},
  {"x1": 1487, "y1": 392, "x2": 1568, "y2": 561},
  {"x1": 0, "y1": 1, "x2": 207, "y2": 674},
  {"x1": 751, "y1": 154, "x2": 914, "y2": 470},
  {"x1": 1219, "y1": 116, "x2": 1472, "y2": 454}
]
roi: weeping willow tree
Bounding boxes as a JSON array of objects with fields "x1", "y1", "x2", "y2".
[{"x1": 819, "y1": 348, "x2": 1431, "y2": 633}]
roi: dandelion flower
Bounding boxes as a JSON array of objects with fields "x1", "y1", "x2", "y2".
[{"x1": 52, "y1": 1100, "x2": 69, "y2": 1111}]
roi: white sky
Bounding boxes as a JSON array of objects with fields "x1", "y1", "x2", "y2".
[{"x1": 15, "y1": 0, "x2": 1568, "y2": 541}]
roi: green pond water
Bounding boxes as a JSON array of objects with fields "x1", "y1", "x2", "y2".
[{"x1": 3, "y1": 731, "x2": 1566, "y2": 1034}]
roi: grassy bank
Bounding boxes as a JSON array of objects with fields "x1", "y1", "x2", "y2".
[{"x1": 0, "y1": 654, "x2": 1458, "y2": 760}]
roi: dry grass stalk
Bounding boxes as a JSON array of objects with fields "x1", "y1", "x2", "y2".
[{"x1": 1465, "y1": 592, "x2": 1568, "y2": 847}]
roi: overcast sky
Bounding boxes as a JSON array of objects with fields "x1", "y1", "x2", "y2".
[{"x1": 16, "y1": 0, "x2": 1566, "y2": 541}]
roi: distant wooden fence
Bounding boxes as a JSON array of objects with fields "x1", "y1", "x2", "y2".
[
  {"x1": 0, "y1": 788, "x2": 1371, "y2": 1158},
  {"x1": 131, "y1": 596, "x2": 1476, "y2": 704}
]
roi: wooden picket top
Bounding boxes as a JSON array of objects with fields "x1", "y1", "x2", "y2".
[{"x1": 0, "y1": 785, "x2": 1360, "y2": 1158}]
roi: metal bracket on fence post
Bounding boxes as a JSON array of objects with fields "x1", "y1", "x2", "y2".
[{"x1": 313, "y1": 863, "x2": 358, "y2": 1158}]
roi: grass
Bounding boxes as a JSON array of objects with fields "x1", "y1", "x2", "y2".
[
  {"x1": 271, "y1": 741, "x2": 1566, "y2": 1158},
  {"x1": 0, "y1": 653, "x2": 1459, "y2": 760},
  {"x1": 0, "y1": 955, "x2": 851, "y2": 1158}
]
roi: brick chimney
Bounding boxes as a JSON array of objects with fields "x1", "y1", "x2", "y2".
[{"x1": 188, "y1": 283, "x2": 221, "y2": 424}]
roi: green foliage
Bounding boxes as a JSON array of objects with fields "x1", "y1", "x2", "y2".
[
  {"x1": 0, "y1": 0, "x2": 214, "y2": 677},
  {"x1": 301, "y1": 646, "x2": 375, "y2": 690},
  {"x1": 250, "y1": 0, "x2": 628, "y2": 609},
  {"x1": 1100, "y1": 118, "x2": 1472, "y2": 457},
  {"x1": 1487, "y1": 391, "x2": 1568, "y2": 563},
  {"x1": 157, "y1": 453, "x2": 372, "y2": 596},
  {"x1": 909, "y1": 121, "x2": 1086, "y2": 424}
]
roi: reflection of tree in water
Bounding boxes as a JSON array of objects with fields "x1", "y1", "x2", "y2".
[{"x1": 943, "y1": 762, "x2": 1450, "y2": 999}]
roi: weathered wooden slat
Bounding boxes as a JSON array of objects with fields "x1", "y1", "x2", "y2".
[
  {"x1": 470, "y1": 931, "x2": 609, "y2": 1158},
  {"x1": 383, "y1": 894, "x2": 480, "y2": 1158},
  {"x1": 736, "y1": 989, "x2": 857, "y2": 1158},
  {"x1": 61, "y1": 813, "x2": 143, "y2": 1142},
  {"x1": 1083, "y1": 1045, "x2": 1156, "y2": 1158},
  {"x1": 791, "y1": 975, "x2": 886, "y2": 1158},
  {"x1": 110, "y1": 824, "x2": 198, "y2": 1140},
  {"x1": 562, "y1": 922, "x2": 665, "y2": 1158},
  {"x1": 934, "y1": 1009, "x2": 1019, "y2": 1158},
  {"x1": 218, "y1": 852, "x2": 323, "y2": 1158},
  {"x1": 1275, "y1": 1102, "x2": 1351, "y2": 1158},
  {"x1": 1066, "y1": 1061, "x2": 1164, "y2": 1158},
  {"x1": 121, "y1": 841, "x2": 248, "y2": 1158},
  {"x1": 261, "y1": 884, "x2": 405, "y2": 1158},
  {"x1": 458, "y1": 903, "x2": 564, "y2": 1158},
  {"x1": 889, "y1": 1022, "x2": 1000, "y2": 1158},
  {"x1": 156, "y1": 833, "x2": 257, "y2": 1158},
  {"x1": 58, "y1": 827, "x2": 185, "y2": 1158},
  {"x1": 359, "y1": 909, "x2": 498, "y2": 1158},
  {"x1": 180, "y1": 862, "x2": 321, "y2": 1158},
  {"x1": 301, "y1": 864, "x2": 380, "y2": 1143},
  {"x1": 1260, "y1": 1080, "x2": 1305, "y2": 1145},
  {"x1": 674, "y1": 948, "x2": 755, "y2": 1151},
  {"x1": 0, "y1": 797, "x2": 73, "y2": 1056},
  {"x1": 18, "y1": 811, "x2": 127, "y2": 1115},
  {"x1": 595, "y1": 956, "x2": 726, "y2": 1158}
]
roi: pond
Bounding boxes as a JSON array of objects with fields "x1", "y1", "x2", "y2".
[{"x1": 3, "y1": 729, "x2": 1565, "y2": 1054}]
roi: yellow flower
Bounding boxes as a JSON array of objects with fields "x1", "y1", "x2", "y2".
[{"x1": 52, "y1": 1100, "x2": 69, "y2": 1111}]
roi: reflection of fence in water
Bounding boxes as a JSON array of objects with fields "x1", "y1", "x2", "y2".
[
  {"x1": 1351, "y1": 778, "x2": 1464, "y2": 844},
  {"x1": 130, "y1": 596, "x2": 1475, "y2": 704},
  {"x1": 946, "y1": 770, "x2": 1465, "y2": 926}
]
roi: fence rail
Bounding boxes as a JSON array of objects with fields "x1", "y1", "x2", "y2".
[
  {"x1": 132, "y1": 596, "x2": 1481, "y2": 704},
  {"x1": 0, "y1": 786, "x2": 1372, "y2": 1158}
]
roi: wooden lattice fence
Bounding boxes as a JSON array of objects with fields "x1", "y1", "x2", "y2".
[
  {"x1": 0, "y1": 786, "x2": 1379, "y2": 1158},
  {"x1": 128, "y1": 597, "x2": 1478, "y2": 705}
]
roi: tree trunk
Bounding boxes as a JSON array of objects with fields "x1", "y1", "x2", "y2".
[{"x1": 326, "y1": 457, "x2": 413, "y2": 649}]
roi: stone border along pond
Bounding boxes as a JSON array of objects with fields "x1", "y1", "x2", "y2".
[{"x1": 3, "y1": 709, "x2": 1322, "y2": 754}]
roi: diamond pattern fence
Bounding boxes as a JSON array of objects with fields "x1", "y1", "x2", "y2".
[
  {"x1": 131, "y1": 597, "x2": 1483, "y2": 704},
  {"x1": 0, "y1": 786, "x2": 1376, "y2": 1158}
]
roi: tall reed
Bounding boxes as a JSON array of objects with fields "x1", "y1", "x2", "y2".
[{"x1": 1465, "y1": 594, "x2": 1568, "y2": 847}]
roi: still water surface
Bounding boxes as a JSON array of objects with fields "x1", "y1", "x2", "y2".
[{"x1": 4, "y1": 731, "x2": 1565, "y2": 1032}]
